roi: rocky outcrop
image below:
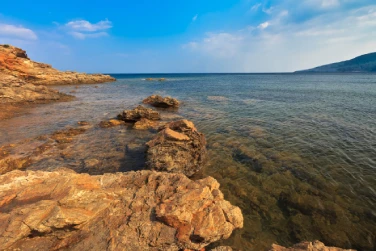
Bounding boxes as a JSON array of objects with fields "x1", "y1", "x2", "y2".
[
  {"x1": 117, "y1": 105, "x2": 161, "y2": 122},
  {"x1": 0, "y1": 169, "x2": 243, "y2": 251},
  {"x1": 146, "y1": 119, "x2": 206, "y2": 177},
  {"x1": 143, "y1": 95, "x2": 180, "y2": 108},
  {"x1": 0, "y1": 73, "x2": 72, "y2": 104},
  {"x1": 0, "y1": 44, "x2": 115, "y2": 85},
  {"x1": 270, "y1": 241, "x2": 356, "y2": 251}
]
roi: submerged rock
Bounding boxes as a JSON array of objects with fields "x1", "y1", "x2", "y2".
[
  {"x1": 270, "y1": 241, "x2": 356, "y2": 251},
  {"x1": 143, "y1": 94, "x2": 180, "y2": 108},
  {"x1": 99, "y1": 119, "x2": 124, "y2": 128},
  {"x1": 133, "y1": 118, "x2": 159, "y2": 130},
  {"x1": 0, "y1": 169, "x2": 243, "y2": 251},
  {"x1": 146, "y1": 119, "x2": 207, "y2": 177},
  {"x1": 118, "y1": 105, "x2": 161, "y2": 122}
]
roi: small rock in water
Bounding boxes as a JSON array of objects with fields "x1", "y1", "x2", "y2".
[
  {"x1": 143, "y1": 94, "x2": 180, "y2": 108},
  {"x1": 118, "y1": 105, "x2": 161, "y2": 122},
  {"x1": 133, "y1": 118, "x2": 159, "y2": 130}
]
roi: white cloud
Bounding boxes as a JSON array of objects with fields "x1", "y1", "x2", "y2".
[
  {"x1": 258, "y1": 22, "x2": 270, "y2": 29},
  {"x1": 64, "y1": 19, "x2": 112, "y2": 39},
  {"x1": 0, "y1": 24, "x2": 37, "y2": 40},
  {"x1": 69, "y1": 31, "x2": 108, "y2": 40},
  {"x1": 183, "y1": 4, "x2": 376, "y2": 72},
  {"x1": 192, "y1": 14, "x2": 198, "y2": 22},
  {"x1": 65, "y1": 19, "x2": 112, "y2": 32}
]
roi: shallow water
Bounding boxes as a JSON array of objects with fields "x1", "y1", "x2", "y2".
[{"x1": 0, "y1": 73, "x2": 375, "y2": 250}]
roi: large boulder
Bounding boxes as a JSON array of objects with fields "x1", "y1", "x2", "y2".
[
  {"x1": 146, "y1": 119, "x2": 206, "y2": 177},
  {"x1": 117, "y1": 105, "x2": 161, "y2": 122},
  {"x1": 270, "y1": 241, "x2": 356, "y2": 251},
  {"x1": 0, "y1": 169, "x2": 243, "y2": 251},
  {"x1": 143, "y1": 95, "x2": 180, "y2": 108}
]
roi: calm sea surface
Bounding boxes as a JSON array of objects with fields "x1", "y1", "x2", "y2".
[{"x1": 0, "y1": 73, "x2": 375, "y2": 250}]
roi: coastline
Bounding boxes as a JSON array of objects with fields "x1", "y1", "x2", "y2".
[{"x1": 0, "y1": 45, "x2": 371, "y2": 250}]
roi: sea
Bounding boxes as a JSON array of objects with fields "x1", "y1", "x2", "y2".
[{"x1": 0, "y1": 73, "x2": 375, "y2": 250}]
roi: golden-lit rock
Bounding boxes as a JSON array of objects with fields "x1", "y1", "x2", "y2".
[{"x1": 0, "y1": 169, "x2": 243, "y2": 251}]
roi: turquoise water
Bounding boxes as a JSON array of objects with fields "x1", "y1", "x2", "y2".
[{"x1": 0, "y1": 73, "x2": 375, "y2": 250}]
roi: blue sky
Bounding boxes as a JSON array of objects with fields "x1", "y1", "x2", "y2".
[{"x1": 1, "y1": 0, "x2": 375, "y2": 73}]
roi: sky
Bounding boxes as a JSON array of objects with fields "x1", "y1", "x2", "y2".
[{"x1": 0, "y1": 0, "x2": 375, "y2": 73}]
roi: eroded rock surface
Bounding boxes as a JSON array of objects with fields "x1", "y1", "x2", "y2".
[
  {"x1": 270, "y1": 241, "x2": 356, "y2": 251},
  {"x1": 0, "y1": 169, "x2": 243, "y2": 251},
  {"x1": 0, "y1": 45, "x2": 115, "y2": 86},
  {"x1": 0, "y1": 73, "x2": 72, "y2": 104},
  {"x1": 143, "y1": 95, "x2": 180, "y2": 108},
  {"x1": 146, "y1": 119, "x2": 207, "y2": 177},
  {"x1": 117, "y1": 105, "x2": 161, "y2": 122}
]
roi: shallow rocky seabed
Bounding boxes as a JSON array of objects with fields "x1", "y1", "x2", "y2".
[{"x1": 0, "y1": 74, "x2": 375, "y2": 250}]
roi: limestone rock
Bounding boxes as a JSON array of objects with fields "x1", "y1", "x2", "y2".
[
  {"x1": 0, "y1": 73, "x2": 72, "y2": 104},
  {"x1": 0, "y1": 169, "x2": 243, "y2": 251},
  {"x1": 146, "y1": 119, "x2": 207, "y2": 177},
  {"x1": 118, "y1": 105, "x2": 161, "y2": 122},
  {"x1": 270, "y1": 241, "x2": 356, "y2": 251},
  {"x1": 0, "y1": 44, "x2": 115, "y2": 86},
  {"x1": 133, "y1": 118, "x2": 159, "y2": 130},
  {"x1": 143, "y1": 94, "x2": 180, "y2": 108}
]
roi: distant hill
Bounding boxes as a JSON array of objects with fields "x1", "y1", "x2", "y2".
[{"x1": 296, "y1": 52, "x2": 376, "y2": 73}]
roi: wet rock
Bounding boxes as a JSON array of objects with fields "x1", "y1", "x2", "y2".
[
  {"x1": 146, "y1": 119, "x2": 207, "y2": 177},
  {"x1": 158, "y1": 78, "x2": 166, "y2": 81},
  {"x1": 143, "y1": 94, "x2": 180, "y2": 108},
  {"x1": 118, "y1": 105, "x2": 161, "y2": 122},
  {"x1": 0, "y1": 73, "x2": 73, "y2": 104},
  {"x1": 99, "y1": 119, "x2": 124, "y2": 128},
  {"x1": 0, "y1": 169, "x2": 243, "y2": 251},
  {"x1": 0, "y1": 45, "x2": 115, "y2": 86},
  {"x1": 77, "y1": 121, "x2": 90, "y2": 126},
  {"x1": 133, "y1": 118, "x2": 159, "y2": 130},
  {"x1": 209, "y1": 247, "x2": 233, "y2": 251},
  {"x1": 270, "y1": 241, "x2": 356, "y2": 251}
]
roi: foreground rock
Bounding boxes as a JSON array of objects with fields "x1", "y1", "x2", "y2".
[
  {"x1": 143, "y1": 95, "x2": 180, "y2": 108},
  {"x1": 117, "y1": 105, "x2": 161, "y2": 122},
  {"x1": 146, "y1": 119, "x2": 206, "y2": 177},
  {"x1": 270, "y1": 241, "x2": 356, "y2": 251},
  {"x1": 0, "y1": 73, "x2": 72, "y2": 104},
  {"x1": 0, "y1": 44, "x2": 115, "y2": 85},
  {"x1": 0, "y1": 169, "x2": 243, "y2": 251}
]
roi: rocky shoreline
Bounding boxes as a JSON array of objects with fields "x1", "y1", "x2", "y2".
[
  {"x1": 0, "y1": 44, "x2": 115, "y2": 119},
  {"x1": 0, "y1": 45, "x2": 358, "y2": 250}
]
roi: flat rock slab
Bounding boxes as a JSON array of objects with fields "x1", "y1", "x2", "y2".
[{"x1": 0, "y1": 169, "x2": 243, "y2": 251}]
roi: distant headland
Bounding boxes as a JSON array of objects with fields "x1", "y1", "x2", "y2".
[{"x1": 296, "y1": 52, "x2": 376, "y2": 73}]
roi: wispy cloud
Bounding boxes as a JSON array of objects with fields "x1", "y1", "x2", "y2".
[
  {"x1": 65, "y1": 19, "x2": 112, "y2": 32},
  {"x1": 192, "y1": 14, "x2": 198, "y2": 22},
  {"x1": 0, "y1": 24, "x2": 37, "y2": 40},
  {"x1": 183, "y1": 4, "x2": 376, "y2": 72},
  {"x1": 69, "y1": 31, "x2": 108, "y2": 40},
  {"x1": 64, "y1": 19, "x2": 112, "y2": 39}
]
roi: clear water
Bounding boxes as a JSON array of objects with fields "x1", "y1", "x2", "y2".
[{"x1": 0, "y1": 73, "x2": 375, "y2": 250}]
